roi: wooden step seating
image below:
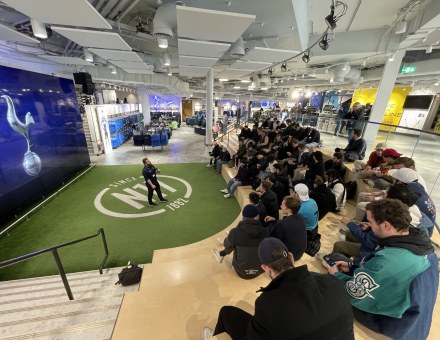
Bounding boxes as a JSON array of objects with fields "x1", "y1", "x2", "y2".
[{"x1": 0, "y1": 266, "x2": 141, "y2": 340}]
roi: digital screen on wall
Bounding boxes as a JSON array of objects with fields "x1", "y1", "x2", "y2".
[
  {"x1": 403, "y1": 95, "x2": 433, "y2": 109},
  {"x1": 0, "y1": 65, "x2": 90, "y2": 224}
]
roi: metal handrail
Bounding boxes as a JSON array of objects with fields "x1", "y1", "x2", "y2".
[{"x1": 0, "y1": 228, "x2": 109, "y2": 300}]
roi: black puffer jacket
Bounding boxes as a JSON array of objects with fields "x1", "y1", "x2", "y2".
[
  {"x1": 260, "y1": 189, "x2": 279, "y2": 220},
  {"x1": 223, "y1": 219, "x2": 269, "y2": 279}
]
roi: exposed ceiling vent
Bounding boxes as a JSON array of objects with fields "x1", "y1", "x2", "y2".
[{"x1": 152, "y1": 3, "x2": 177, "y2": 39}]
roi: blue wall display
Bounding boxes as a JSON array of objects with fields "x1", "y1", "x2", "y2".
[
  {"x1": 0, "y1": 65, "x2": 90, "y2": 225},
  {"x1": 310, "y1": 92, "x2": 325, "y2": 110},
  {"x1": 149, "y1": 94, "x2": 181, "y2": 111}
]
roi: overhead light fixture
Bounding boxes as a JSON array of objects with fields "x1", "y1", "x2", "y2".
[
  {"x1": 302, "y1": 51, "x2": 311, "y2": 63},
  {"x1": 281, "y1": 62, "x2": 287, "y2": 72},
  {"x1": 426, "y1": 45, "x2": 433, "y2": 53},
  {"x1": 325, "y1": 4, "x2": 337, "y2": 30},
  {"x1": 111, "y1": 66, "x2": 117, "y2": 74},
  {"x1": 219, "y1": 78, "x2": 229, "y2": 82},
  {"x1": 233, "y1": 86, "x2": 241, "y2": 89},
  {"x1": 330, "y1": 77, "x2": 334, "y2": 83},
  {"x1": 342, "y1": 62, "x2": 349, "y2": 70},
  {"x1": 434, "y1": 80, "x2": 440, "y2": 86},
  {"x1": 261, "y1": 87, "x2": 268, "y2": 90},
  {"x1": 319, "y1": 34, "x2": 329, "y2": 50},
  {"x1": 294, "y1": 75, "x2": 297, "y2": 81},
  {"x1": 362, "y1": 59, "x2": 367, "y2": 67},
  {"x1": 31, "y1": 19, "x2": 48, "y2": 39},
  {"x1": 395, "y1": 21, "x2": 407, "y2": 34},
  {"x1": 257, "y1": 72, "x2": 262, "y2": 79},
  {"x1": 249, "y1": 75, "x2": 254, "y2": 82},
  {"x1": 158, "y1": 37, "x2": 168, "y2": 49},
  {"x1": 388, "y1": 53, "x2": 395, "y2": 61},
  {"x1": 83, "y1": 48, "x2": 93, "y2": 62},
  {"x1": 241, "y1": 79, "x2": 251, "y2": 83},
  {"x1": 167, "y1": 67, "x2": 172, "y2": 76},
  {"x1": 268, "y1": 67, "x2": 273, "y2": 77},
  {"x1": 325, "y1": 67, "x2": 330, "y2": 74},
  {"x1": 301, "y1": 74, "x2": 305, "y2": 78},
  {"x1": 163, "y1": 53, "x2": 170, "y2": 66}
]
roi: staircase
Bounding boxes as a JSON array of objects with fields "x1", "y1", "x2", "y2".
[
  {"x1": 0, "y1": 266, "x2": 141, "y2": 339},
  {"x1": 82, "y1": 116, "x2": 97, "y2": 156}
]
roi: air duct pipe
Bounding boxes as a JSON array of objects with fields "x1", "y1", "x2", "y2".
[{"x1": 152, "y1": 3, "x2": 177, "y2": 38}]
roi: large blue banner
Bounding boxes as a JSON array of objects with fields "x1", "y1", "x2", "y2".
[{"x1": 0, "y1": 65, "x2": 90, "y2": 224}]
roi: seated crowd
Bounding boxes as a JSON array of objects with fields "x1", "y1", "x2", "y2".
[{"x1": 202, "y1": 118, "x2": 438, "y2": 340}]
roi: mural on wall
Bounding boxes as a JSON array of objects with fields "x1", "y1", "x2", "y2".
[
  {"x1": 351, "y1": 87, "x2": 411, "y2": 131},
  {"x1": 149, "y1": 94, "x2": 181, "y2": 111}
]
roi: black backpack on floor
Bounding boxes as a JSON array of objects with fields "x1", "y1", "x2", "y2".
[
  {"x1": 115, "y1": 263, "x2": 143, "y2": 286},
  {"x1": 345, "y1": 181, "x2": 357, "y2": 200}
]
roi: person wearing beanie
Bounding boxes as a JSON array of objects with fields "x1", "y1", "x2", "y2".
[
  {"x1": 212, "y1": 204, "x2": 268, "y2": 280},
  {"x1": 202, "y1": 238, "x2": 354, "y2": 340},
  {"x1": 353, "y1": 142, "x2": 386, "y2": 176}
]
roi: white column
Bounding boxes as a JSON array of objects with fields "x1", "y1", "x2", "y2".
[
  {"x1": 139, "y1": 89, "x2": 150, "y2": 126},
  {"x1": 363, "y1": 49, "x2": 406, "y2": 144},
  {"x1": 205, "y1": 68, "x2": 214, "y2": 145}
]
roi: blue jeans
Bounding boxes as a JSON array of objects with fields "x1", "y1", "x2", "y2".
[
  {"x1": 216, "y1": 160, "x2": 228, "y2": 172},
  {"x1": 227, "y1": 178, "x2": 242, "y2": 195}
]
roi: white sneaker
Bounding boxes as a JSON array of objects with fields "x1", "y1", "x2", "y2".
[
  {"x1": 220, "y1": 189, "x2": 229, "y2": 193},
  {"x1": 212, "y1": 248, "x2": 224, "y2": 263},
  {"x1": 201, "y1": 326, "x2": 214, "y2": 340},
  {"x1": 225, "y1": 229, "x2": 230, "y2": 235},
  {"x1": 217, "y1": 237, "x2": 224, "y2": 245},
  {"x1": 339, "y1": 233, "x2": 346, "y2": 241},
  {"x1": 367, "y1": 180, "x2": 375, "y2": 187},
  {"x1": 224, "y1": 193, "x2": 231, "y2": 198},
  {"x1": 206, "y1": 164, "x2": 212, "y2": 167}
]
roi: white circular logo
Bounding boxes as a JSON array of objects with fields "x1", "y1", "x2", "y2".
[{"x1": 94, "y1": 175, "x2": 192, "y2": 218}]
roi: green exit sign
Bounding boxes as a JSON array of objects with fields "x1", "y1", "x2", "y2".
[{"x1": 401, "y1": 66, "x2": 416, "y2": 74}]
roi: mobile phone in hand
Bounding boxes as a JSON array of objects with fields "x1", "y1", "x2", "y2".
[{"x1": 323, "y1": 255, "x2": 336, "y2": 267}]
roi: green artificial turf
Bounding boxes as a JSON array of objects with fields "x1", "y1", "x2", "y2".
[{"x1": 0, "y1": 164, "x2": 240, "y2": 281}]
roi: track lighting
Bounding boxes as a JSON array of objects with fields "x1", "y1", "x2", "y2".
[
  {"x1": 342, "y1": 62, "x2": 349, "y2": 71},
  {"x1": 250, "y1": 75, "x2": 254, "y2": 82},
  {"x1": 281, "y1": 62, "x2": 287, "y2": 72},
  {"x1": 388, "y1": 53, "x2": 395, "y2": 62},
  {"x1": 158, "y1": 37, "x2": 168, "y2": 49},
  {"x1": 257, "y1": 72, "x2": 262, "y2": 79},
  {"x1": 268, "y1": 68, "x2": 273, "y2": 77},
  {"x1": 426, "y1": 45, "x2": 433, "y2": 53},
  {"x1": 319, "y1": 34, "x2": 329, "y2": 50},
  {"x1": 111, "y1": 66, "x2": 117, "y2": 74},
  {"x1": 325, "y1": 4, "x2": 336, "y2": 30},
  {"x1": 302, "y1": 51, "x2": 311, "y2": 63}
]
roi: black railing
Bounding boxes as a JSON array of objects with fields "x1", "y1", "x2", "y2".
[
  {"x1": 0, "y1": 228, "x2": 109, "y2": 300},
  {"x1": 213, "y1": 118, "x2": 247, "y2": 148}
]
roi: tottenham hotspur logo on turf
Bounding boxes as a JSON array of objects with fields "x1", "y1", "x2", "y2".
[
  {"x1": 346, "y1": 272, "x2": 380, "y2": 299},
  {"x1": 94, "y1": 175, "x2": 192, "y2": 218}
]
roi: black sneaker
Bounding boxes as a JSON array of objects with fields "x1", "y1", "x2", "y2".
[
  {"x1": 149, "y1": 202, "x2": 157, "y2": 207},
  {"x1": 159, "y1": 199, "x2": 168, "y2": 203}
]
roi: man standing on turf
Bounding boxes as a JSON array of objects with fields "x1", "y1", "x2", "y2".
[{"x1": 142, "y1": 158, "x2": 167, "y2": 207}]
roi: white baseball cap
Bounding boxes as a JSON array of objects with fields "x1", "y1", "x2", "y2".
[
  {"x1": 389, "y1": 168, "x2": 418, "y2": 184},
  {"x1": 294, "y1": 183, "x2": 309, "y2": 201}
]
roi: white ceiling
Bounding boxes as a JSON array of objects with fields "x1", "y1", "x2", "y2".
[
  {"x1": 39, "y1": 55, "x2": 94, "y2": 66},
  {"x1": 2, "y1": 0, "x2": 112, "y2": 29},
  {"x1": 179, "y1": 65, "x2": 210, "y2": 77},
  {"x1": 176, "y1": 6, "x2": 255, "y2": 43},
  {"x1": 109, "y1": 60, "x2": 152, "y2": 70},
  {"x1": 0, "y1": 22, "x2": 39, "y2": 44},
  {"x1": 51, "y1": 27, "x2": 132, "y2": 50},
  {"x1": 124, "y1": 68, "x2": 154, "y2": 75},
  {"x1": 229, "y1": 60, "x2": 273, "y2": 71},
  {"x1": 243, "y1": 47, "x2": 300, "y2": 63},
  {"x1": 88, "y1": 49, "x2": 144, "y2": 62},
  {"x1": 177, "y1": 39, "x2": 231, "y2": 58},
  {"x1": 179, "y1": 55, "x2": 218, "y2": 68}
]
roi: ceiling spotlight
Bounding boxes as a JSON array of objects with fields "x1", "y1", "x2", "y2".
[
  {"x1": 219, "y1": 78, "x2": 229, "y2": 82},
  {"x1": 301, "y1": 74, "x2": 305, "y2": 78},
  {"x1": 325, "y1": 67, "x2": 330, "y2": 74},
  {"x1": 31, "y1": 18, "x2": 48, "y2": 39},
  {"x1": 281, "y1": 62, "x2": 287, "y2": 72},
  {"x1": 111, "y1": 66, "x2": 117, "y2": 74},
  {"x1": 158, "y1": 37, "x2": 168, "y2": 49},
  {"x1": 167, "y1": 67, "x2": 172, "y2": 76},
  {"x1": 268, "y1": 67, "x2": 273, "y2": 77},
  {"x1": 241, "y1": 79, "x2": 251, "y2": 83},
  {"x1": 257, "y1": 72, "x2": 262, "y2": 79},
  {"x1": 434, "y1": 80, "x2": 439, "y2": 86},
  {"x1": 342, "y1": 62, "x2": 349, "y2": 71},
  {"x1": 426, "y1": 45, "x2": 433, "y2": 53},
  {"x1": 388, "y1": 53, "x2": 395, "y2": 61},
  {"x1": 325, "y1": 5, "x2": 337, "y2": 30},
  {"x1": 302, "y1": 51, "x2": 311, "y2": 63},
  {"x1": 261, "y1": 87, "x2": 268, "y2": 90},
  {"x1": 250, "y1": 75, "x2": 254, "y2": 82},
  {"x1": 233, "y1": 86, "x2": 241, "y2": 89},
  {"x1": 319, "y1": 34, "x2": 329, "y2": 50}
]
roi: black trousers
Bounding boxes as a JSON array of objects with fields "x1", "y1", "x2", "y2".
[
  {"x1": 213, "y1": 306, "x2": 252, "y2": 340},
  {"x1": 146, "y1": 181, "x2": 164, "y2": 204}
]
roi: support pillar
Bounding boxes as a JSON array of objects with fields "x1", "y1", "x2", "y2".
[
  {"x1": 363, "y1": 49, "x2": 406, "y2": 144},
  {"x1": 205, "y1": 68, "x2": 214, "y2": 145},
  {"x1": 139, "y1": 89, "x2": 151, "y2": 126}
]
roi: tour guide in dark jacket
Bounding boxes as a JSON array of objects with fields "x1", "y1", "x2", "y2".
[
  {"x1": 220, "y1": 205, "x2": 268, "y2": 279},
  {"x1": 205, "y1": 238, "x2": 354, "y2": 340}
]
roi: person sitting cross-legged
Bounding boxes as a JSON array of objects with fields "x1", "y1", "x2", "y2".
[
  {"x1": 212, "y1": 204, "x2": 268, "y2": 280},
  {"x1": 325, "y1": 199, "x2": 439, "y2": 340},
  {"x1": 202, "y1": 238, "x2": 355, "y2": 340}
]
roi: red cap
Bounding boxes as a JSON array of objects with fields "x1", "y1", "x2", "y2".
[{"x1": 382, "y1": 149, "x2": 402, "y2": 158}]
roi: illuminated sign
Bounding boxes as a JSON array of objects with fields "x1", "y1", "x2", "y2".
[{"x1": 401, "y1": 66, "x2": 416, "y2": 74}]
